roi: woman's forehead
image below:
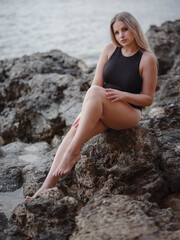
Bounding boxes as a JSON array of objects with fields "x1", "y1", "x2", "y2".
[{"x1": 113, "y1": 20, "x2": 127, "y2": 30}]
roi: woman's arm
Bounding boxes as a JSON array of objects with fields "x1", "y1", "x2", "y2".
[
  {"x1": 105, "y1": 51, "x2": 157, "y2": 107},
  {"x1": 91, "y1": 43, "x2": 115, "y2": 86}
]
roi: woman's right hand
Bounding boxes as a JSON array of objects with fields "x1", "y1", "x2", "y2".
[{"x1": 72, "y1": 113, "x2": 81, "y2": 128}]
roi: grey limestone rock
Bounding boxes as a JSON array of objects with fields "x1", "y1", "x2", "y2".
[
  {"x1": 0, "y1": 141, "x2": 51, "y2": 192},
  {"x1": 6, "y1": 193, "x2": 78, "y2": 240},
  {"x1": 147, "y1": 20, "x2": 180, "y2": 75},
  {"x1": 71, "y1": 193, "x2": 180, "y2": 240},
  {"x1": 0, "y1": 50, "x2": 92, "y2": 146},
  {"x1": 0, "y1": 212, "x2": 8, "y2": 240}
]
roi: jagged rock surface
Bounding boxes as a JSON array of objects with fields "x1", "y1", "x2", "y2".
[
  {"x1": 75, "y1": 119, "x2": 168, "y2": 203},
  {"x1": 0, "y1": 141, "x2": 51, "y2": 192},
  {"x1": 5, "y1": 193, "x2": 78, "y2": 240},
  {"x1": 71, "y1": 193, "x2": 180, "y2": 240},
  {"x1": 0, "y1": 50, "x2": 92, "y2": 145},
  {"x1": 147, "y1": 19, "x2": 180, "y2": 75}
]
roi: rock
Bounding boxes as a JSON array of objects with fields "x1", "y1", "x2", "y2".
[
  {"x1": 148, "y1": 104, "x2": 180, "y2": 193},
  {"x1": 0, "y1": 141, "x2": 50, "y2": 192},
  {"x1": 160, "y1": 193, "x2": 180, "y2": 211},
  {"x1": 146, "y1": 21, "x2": 180, "y2": 194},
  {"x1": 22, "y1": 145, "x2": 78, "y2": 200},
  {"x1": 75, "y1": 117, "x2": 169, "y2": 203},
  {"x1": 37, "y1": 187, "x2": 64, "y2": 201},
  {"x1": 0, "y1": 146, "x2": 5, "y2": 157},
  {"x1": 149, "y1": 74, "x2": 180, "y2": 109},
  {"x1": 71, "y1": 193, "x2": 180, "y2": 240},
  {"x1": 6, "y1": 194, "x2": 78, "y2": 240},
  {"x1": 147, "y1": 72, "x2": 180, "y2": 193},
  {"x1": 0, "y1": 212, "x2": 8, "y2": 240},
  {"x1": 0, "y1": 50, "x2": 93, "y2": 146},
  {"x1": 51, "y1": 134, "x2": 63, "y2": 148},
  {"x1": 147, "y1": 20, "x2": 180, "y2": 75}
]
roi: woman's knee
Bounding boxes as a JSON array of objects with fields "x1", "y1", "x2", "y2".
[{"x1": 86, "y1": 85, "x2": 105, "y2": 99}]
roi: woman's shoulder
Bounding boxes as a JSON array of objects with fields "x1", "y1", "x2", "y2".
[
  {"x1": 103, "y1": 43, "x2": 117, "y2": 59},
  {"x1": 141, "y1": 50, "x2": 157, "y2": 63},
  {"x1": 140, "y1": 50, "x2": 157, "y2": 70}
]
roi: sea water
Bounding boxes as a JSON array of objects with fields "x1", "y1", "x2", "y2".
[{"x1": 0, "y1": 0, "x2": 179, "y2": 66}]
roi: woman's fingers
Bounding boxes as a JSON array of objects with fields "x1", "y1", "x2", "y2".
[
  {"x1": 111, "y1": 98, "x2": 119, "y2": 102},
  {"x1": 72, "y1": 116, "x2": 81, "y2": 128},
  {"x1": 107, "y1": 93, "x2": 115, "y2": 97},
  {"x1": 72, "y1": 117, "x2": 80, "y2": 126},
  {"x1": 106, "y1": 89, "x2": 114, "y2": 95},
  {"x1": 72, "y1": 113, "x2": 81, "y2": 127},
  {"x1": 107, "y1": 93, "x2": 118, "y2": 100},
  {"x1": 105, "y1": 89, "x2": 117, "y2": 97},
  {"x1": 105, "y1": 88, "x2": 113, "y2": 92},
  {"x1": 72, "y1": 120, "x2": 78, "y2": 126},
  {"x1": 74, "y1": 122, "x2": 79, "y2": 128},
  {"x1": 106, "y1": 92, "x2": 120, "y2": 102},
  {"x1": 105, "y1": 88, "x2": 124, "y2": 101}
]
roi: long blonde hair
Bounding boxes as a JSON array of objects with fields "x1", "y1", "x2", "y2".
[{"x1": 110, "y1": 12, "x2": 152, "y2": 53}]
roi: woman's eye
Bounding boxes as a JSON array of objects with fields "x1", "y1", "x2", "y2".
[
  {"x1": 123, "y1": 28, "x2": 128, "y2": 31},
  {"x1": 114, "y1": 31, "x2": 118, "y2": 35}
]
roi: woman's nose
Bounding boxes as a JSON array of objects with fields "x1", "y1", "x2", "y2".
[{"x1": 119, "y1": 31, "x2": 124, "y2": 38}]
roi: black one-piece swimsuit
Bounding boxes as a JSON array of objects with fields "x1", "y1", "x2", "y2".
[{"x1": 103, "y1": 47, "x2": 143, "y2": 110}]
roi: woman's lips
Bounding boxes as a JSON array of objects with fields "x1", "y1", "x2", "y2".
[{"x1": 121, "y1": 39, "x2": 126, "y2": 43}]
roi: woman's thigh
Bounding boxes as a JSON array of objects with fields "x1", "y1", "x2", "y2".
[{"x1": 90, "y1": 86, "x2": 142, "y2": 130}]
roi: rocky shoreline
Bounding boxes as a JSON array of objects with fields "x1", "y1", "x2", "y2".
[{"x1": 0, "y1": 20, "x2": 180, "y2": 239}]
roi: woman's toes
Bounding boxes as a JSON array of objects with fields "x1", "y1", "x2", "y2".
[
  {"x1": 53, "y1": 169, "x2": 63, "y2": 177},
  {"x1": 25, "y1": 196, "x2": 31, "y2": 201}
]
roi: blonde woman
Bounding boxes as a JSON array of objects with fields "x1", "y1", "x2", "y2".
[{"x1": 26, "y1": 12, "x2": 157, "y2": 200}]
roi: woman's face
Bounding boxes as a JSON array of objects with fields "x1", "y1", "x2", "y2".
[{"x1": 113, "y1": 20, "x2": 135, "y2": 46}]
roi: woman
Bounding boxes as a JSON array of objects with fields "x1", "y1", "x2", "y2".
[{"x1": 26, "y1": 12, "x2": 157, "y2": 199}]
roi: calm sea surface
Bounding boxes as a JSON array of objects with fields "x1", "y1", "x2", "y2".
[{"x1": 0, "y1": 0, "x2": 180, "y2": 65}]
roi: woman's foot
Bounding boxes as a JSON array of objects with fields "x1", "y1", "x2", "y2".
[
  {"x1": 53, "y1": 150, "x2": 81, "y2": 177},
  {"x1": 25, "y1": 186, "x2": 46, "y2": 201}
]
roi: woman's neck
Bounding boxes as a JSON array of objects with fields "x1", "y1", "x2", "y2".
[{"x1": 121, "y1": 43, "x2": 139, "y2": 56}]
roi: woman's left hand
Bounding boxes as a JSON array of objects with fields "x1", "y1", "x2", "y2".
[{"x1": 105, "y1": 88, "x2": 125, "y2": 102}]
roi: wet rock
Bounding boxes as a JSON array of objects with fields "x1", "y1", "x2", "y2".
[
  {"x1": 6, "y1": 193, "x2": 78, "y2": 240},
  {"x1": 71, "y1": 193, "x2": 180, "y2": 240},
  {"x1": 0, "y1": 141, "x2": 51, "y2": 192},
  {"x1": 147, "y1": 20, "x2": 180, "y2": 75}
]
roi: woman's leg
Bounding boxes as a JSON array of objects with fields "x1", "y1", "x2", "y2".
[
  {"x1": 53, "y1": 86, "x2": 141, "y2": 177},
  {"x1": 26, "y1": 118, "x2": 107, "y2": 199}
]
